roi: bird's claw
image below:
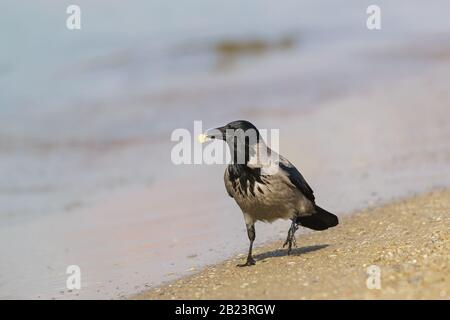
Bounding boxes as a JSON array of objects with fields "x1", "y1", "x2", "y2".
[
  {"x1": 283, "y1": 234, "x2": 297, "y2": 255},
  {"x1": 283, "y1": 220, "x2": 299, "y2": 254},
  {"x1": 237, "y1": 257, "x2": 256, "y2": 267},
  {"x1": 292, "y1": 236, "x2": 297, "y2": 248}
]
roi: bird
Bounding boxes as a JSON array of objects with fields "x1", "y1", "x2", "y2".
[{"x1": 198, "y1": 120, "x2": 338, "y2": 267}]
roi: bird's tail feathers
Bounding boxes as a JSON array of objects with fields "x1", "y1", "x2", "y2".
[{"x1": 296, "y1": 205, "x2": 339, "y2": 231}]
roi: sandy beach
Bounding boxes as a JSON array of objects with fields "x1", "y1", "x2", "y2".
[{"x1": 135, "y1": 189, "x2": 450, "y2": 299}]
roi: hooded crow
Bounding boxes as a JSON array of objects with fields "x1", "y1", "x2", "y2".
[{"x1": 199, "y1": 120, "x2": 338, "y2": 266}]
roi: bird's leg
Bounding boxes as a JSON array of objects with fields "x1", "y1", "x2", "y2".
[
  {"x1": 238, "y1": 223, "x2": 256, "y2": 267},
  {"x1": 283, "y1": 218, "x2": 299, "y2": 255}
]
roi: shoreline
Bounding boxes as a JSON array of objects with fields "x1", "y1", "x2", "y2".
[{"x1": 134, "y1": 189, "x2": 450, "y2": 299}]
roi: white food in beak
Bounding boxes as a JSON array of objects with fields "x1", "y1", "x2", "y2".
[{"x1": 197, "y1": 134, "x2": 209, "y2": 144}]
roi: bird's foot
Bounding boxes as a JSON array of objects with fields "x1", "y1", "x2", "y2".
[
  {"x1": 237, "y1": 256, "x2": 256, "y2": 267},
  {"x1": 283, "y1": 220, "x2": 298, "y2": 255},
  {"x1": 283, "y1": 234, "x2": 297, "y2": 255}
]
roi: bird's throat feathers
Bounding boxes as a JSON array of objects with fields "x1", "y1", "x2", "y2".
[
  {"x1": 227, "y1": 164, "x2": 266, "y2": 197},
  {"x1": 227, "y1": 141, "x2": 281, "y2": 197}
]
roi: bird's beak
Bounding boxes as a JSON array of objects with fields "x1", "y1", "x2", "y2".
[{"x1": 198, "y1": 126, "x2": 226, "y2": 144}]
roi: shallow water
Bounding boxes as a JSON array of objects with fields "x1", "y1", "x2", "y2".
[{"x1": 1, "y1": 1, "x2": 450, "y2": 299}]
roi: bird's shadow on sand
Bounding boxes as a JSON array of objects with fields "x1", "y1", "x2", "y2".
[{"x1": 254, "y1": 244, "x2": 329, "y2": 261}]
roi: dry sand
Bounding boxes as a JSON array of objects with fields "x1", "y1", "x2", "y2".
[{"x1": 134, "y1": 189, "x2": 450, "y2": 299}]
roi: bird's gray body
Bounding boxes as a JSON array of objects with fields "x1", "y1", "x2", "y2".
[{"x1": 224, "y1": 155, "x2": 315, "y2": 225}]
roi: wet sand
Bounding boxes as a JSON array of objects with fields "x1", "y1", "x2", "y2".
[{"x1": 134, "y1": 189, "x2": 450, "y2": 299}]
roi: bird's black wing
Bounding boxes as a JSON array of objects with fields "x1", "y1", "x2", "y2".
[{"x1": 279, "y1": 157, "x2": 315, "y2": 203}]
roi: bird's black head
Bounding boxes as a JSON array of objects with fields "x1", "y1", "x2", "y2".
[
  {"x1": 225, "y1": 120, "x2": 259, "y2": 133},
  {"x1": 204, "y1": 120, "x2": 260, "y2": 144},
  {"x1": 202, "y1": 120, "x2": 261, "y2": 164}
]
